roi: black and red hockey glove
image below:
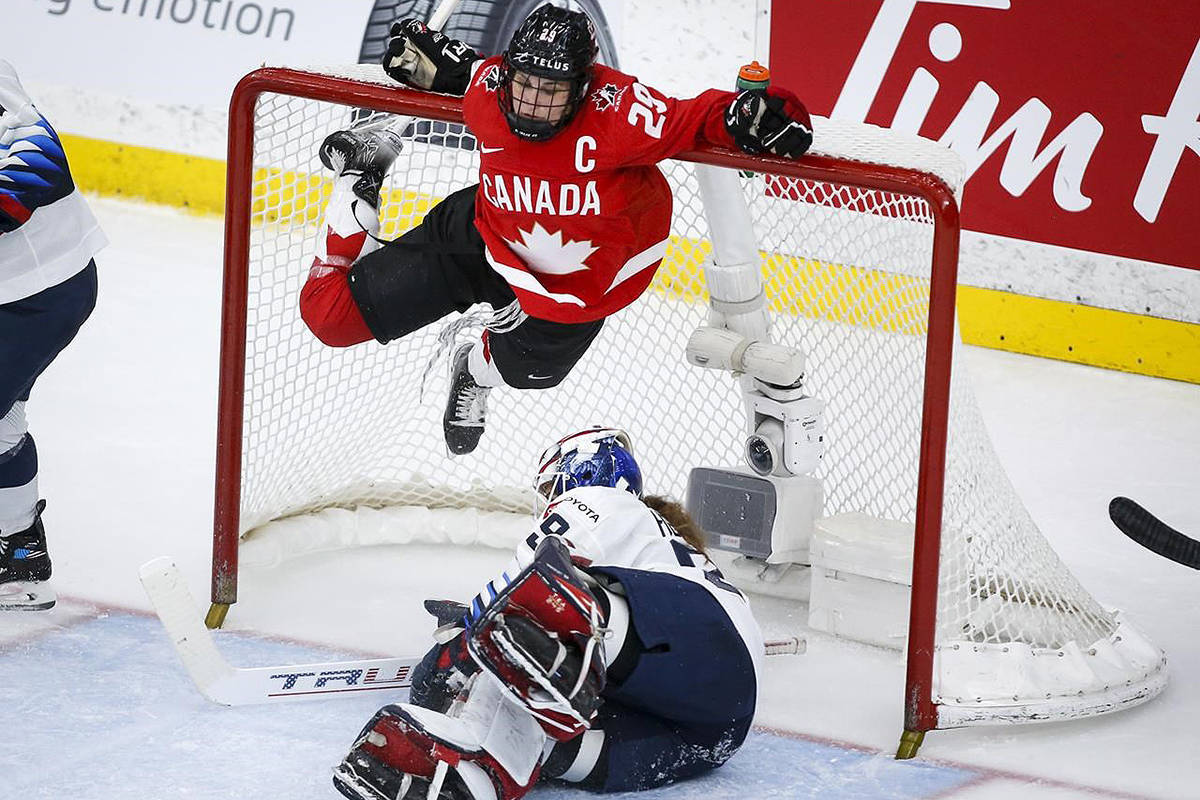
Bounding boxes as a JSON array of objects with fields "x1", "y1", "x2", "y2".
[
  {"x1": 725, "y1": 86, "x2": 813, "y2": 159},
  {"x1": 383, "y1": 18, "x2": 480, "y2": 95}
]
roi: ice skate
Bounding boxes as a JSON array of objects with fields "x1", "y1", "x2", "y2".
[
  {"x1": 0, "y1": 500, "x2": 55, "y2": 611},
  {"x1": 443, "y1": 343, "x2": 491, "y2": 456},
  {"x1": 318, "y1": 127, "x2": 405, "y2": 207}
]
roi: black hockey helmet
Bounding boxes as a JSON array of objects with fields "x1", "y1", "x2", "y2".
[{"x1": 498, "y1": 3, "x2": 598, "y2": 141}]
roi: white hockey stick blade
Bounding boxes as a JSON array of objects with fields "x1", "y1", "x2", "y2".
[
  {"x1": 139, "y1": 557, "x2": 419, "y2": 705},
  {"x1": 0, "y1": 580, "x2": 56, "y2": 611}
]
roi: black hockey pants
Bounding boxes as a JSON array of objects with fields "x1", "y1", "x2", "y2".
[{"x1": 345, "y1": 185, "x2": 602, "y2": 389}]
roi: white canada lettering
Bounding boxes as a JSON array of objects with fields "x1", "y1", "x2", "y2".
[
  {"x1": 481, "y1": 174, "x2": 601, "y2": 216},
  {"x1": 513, "y1": 175, "x2": 532, "y2": 212},
  {"x1": 492, "y1": 173, "x2": 512, "y2": 211},
  {"x1": 575, "y1": 135, "x2": 597, "y2": 172},
  {"x1": 535, "y1": 181, "x2": 554, "y2": 214},
  {"x1": 582, "y1": 182, "x2": 600, "y2": 215},
  {"x1": 560, "y1": 183, "x2": 580, "y2": 215}
]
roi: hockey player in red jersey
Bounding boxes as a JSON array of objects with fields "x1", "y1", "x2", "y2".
[
  {"x1": 300, "y1": 4, "x2": 812, "y2": 456},
  {"x1": 332, "y1": 428, "x2": 763, "y2": 800}
]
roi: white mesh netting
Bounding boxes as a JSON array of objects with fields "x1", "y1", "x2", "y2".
[{"x1": 226, "y1": 67, "x2": 1164, "y2": 726}]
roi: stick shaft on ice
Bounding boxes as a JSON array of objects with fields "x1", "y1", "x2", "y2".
[{"x1": 140, "y1": 558, "x2": 806, "y2": 706}]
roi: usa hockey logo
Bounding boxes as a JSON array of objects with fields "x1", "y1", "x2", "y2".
[{"x1": 590, "y1": 83, "x2": 626, "y2": 113}]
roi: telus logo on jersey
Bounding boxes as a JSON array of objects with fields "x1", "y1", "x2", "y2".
[{"x1": 481, "y1": 174, "x2": 601, "y2": 216}]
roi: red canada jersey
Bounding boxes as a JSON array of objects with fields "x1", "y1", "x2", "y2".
[{"x1": 463, "y1": 59, "x2": 736, "y2": 323}]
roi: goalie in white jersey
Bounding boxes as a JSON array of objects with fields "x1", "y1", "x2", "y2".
[
  {"x1": 334, "y1": 428, "x2": 764, "y2": 800},
  {"x1": 0, "y1": 61, "x2": 105, "y2": 611}
]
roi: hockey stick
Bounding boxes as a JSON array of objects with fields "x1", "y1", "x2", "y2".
[
  {"x1": 141, "y1": 557, "x2": 804, "y2": 706},
  {"x1": 140, "y1": 557, "x2": 419, "y2": 705},
  {"x1": 1109, "y1": 496, "x2": 1200, "y2": 570}
]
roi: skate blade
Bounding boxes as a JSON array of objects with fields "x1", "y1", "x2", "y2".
[{"x1": 0, "y1": 581, "x2": 57, "y2": 611}]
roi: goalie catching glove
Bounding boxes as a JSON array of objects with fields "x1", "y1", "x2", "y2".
[
  {"x1": 724, "y1": 86, "x2": 813, "y2": 159},
  {"x1": 466, "y1": 536, "x2": 607, "y2": 741},
  {"x1": 383, "y1": 19, "x2": 481, "y2": 95}
]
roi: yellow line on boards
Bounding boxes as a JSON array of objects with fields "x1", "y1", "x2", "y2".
[
  {"x1": 958, "y1": 287, "x2": 1200, "y2": 384},
  {"x1": 62, "y1": 134, "x2": 1200, "y2": 384},
  {"x1": 62, "y1": 134, "x2": 226, "y2": 214}
]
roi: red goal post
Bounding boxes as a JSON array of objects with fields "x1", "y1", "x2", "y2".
[{"x1": 213, "y1": 66, "x2": 1164, "y2": 755}]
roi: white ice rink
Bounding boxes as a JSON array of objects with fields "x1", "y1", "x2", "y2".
[{"x1": 2, "y1": 196, "x2": 1198, "y2": 799}]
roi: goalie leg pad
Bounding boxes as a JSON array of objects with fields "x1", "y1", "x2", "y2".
[
  {"x1": 333, "y1": 672, "x2": 545, "y2": 800},
  {"x1": 467, "y1": 537, "x2": 606, "y2": 740}
]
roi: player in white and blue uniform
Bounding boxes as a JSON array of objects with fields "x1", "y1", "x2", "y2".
[
  {"x1": 0, "y1": 60, "x2": 106, "y2": 610},
  {"x1": 333, "y1": 428, "x2": 763, "y2": 800}
]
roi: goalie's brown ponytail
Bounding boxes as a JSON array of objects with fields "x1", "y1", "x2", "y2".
[{"x1": 642, "y1": 495, "x2": 708, "y2": 556}]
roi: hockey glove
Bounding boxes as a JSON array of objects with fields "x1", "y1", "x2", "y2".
[
  {"x1": 466, "y1": 537, "x2": 607, "y2": 741},
  {"x1": 383, "y1": 19, "x2": 481, "y2": 95},
  {"x1": 408, "y1": 599, "x2": 479, "y2": 713},
  {"x1": 333, "y1": 673, "x2": 546, "y2": 800},
  {"x1": 724, "y1": 86, "x2": 813, "y2": 159}
]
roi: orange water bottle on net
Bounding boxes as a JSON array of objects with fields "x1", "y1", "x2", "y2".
[
  {"x1": 735, "y1": 61, "x2": 771, "y2": 176},
  {"x1": 736, "y1": 60, "x2": 771, "y2": 92}
]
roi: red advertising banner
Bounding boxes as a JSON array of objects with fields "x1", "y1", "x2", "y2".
[{"x1": 770, "y1": 1, "x2": 1199, "y2": 270}]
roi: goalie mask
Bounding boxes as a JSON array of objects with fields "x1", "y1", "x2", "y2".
[
  {"x1": 535, "y1": 427, "x2": 643, "y2": 503},
  {"x1": 498, "y1": 4, "x2": 598, "y2": 141}
]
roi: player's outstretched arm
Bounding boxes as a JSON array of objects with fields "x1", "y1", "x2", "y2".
[
  {"x1": 0, "y1": 61, "x2": 76, "y2": 234},
  {"x1": 382, "y1": 19, "x2": 481, "y2": 96},
  {"x1": 724, "y1": 86, "x2": 813, "y2": 159}
]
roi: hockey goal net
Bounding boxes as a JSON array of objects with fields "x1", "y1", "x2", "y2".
[{"x1": 215, "y1": 66, "x2": 1165, "y2": 743}]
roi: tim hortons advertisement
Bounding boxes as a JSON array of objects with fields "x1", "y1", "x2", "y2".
[{"x1": 769, "y1": 0, "x2": 1199, "y2": 271}]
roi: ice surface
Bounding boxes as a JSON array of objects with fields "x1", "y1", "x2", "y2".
[{"x1": 3, "y1": 197, "x2": 1197, "y2": 799}]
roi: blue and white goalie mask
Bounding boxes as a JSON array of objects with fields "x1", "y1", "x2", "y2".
[{"x1": 534, "y1": 427, "x2": 643, "y2": 504}]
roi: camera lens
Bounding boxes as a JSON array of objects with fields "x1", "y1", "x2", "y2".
[{"x1": 745, "y1": 435, "x2": 774, "y2": 476}]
